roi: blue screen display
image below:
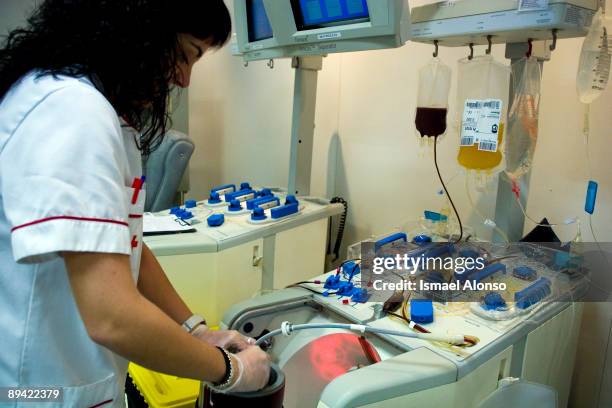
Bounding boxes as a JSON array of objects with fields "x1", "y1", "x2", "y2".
[
  {"x1": 247, "y1": 0, "x2": 273, "y2": 42},
  {"x1": 298, "y1": 0, "x2": 369, "y2": 27}
]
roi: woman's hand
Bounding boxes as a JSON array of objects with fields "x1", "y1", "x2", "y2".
[{"x1": 192, "y1": 325, "x2": 256, "y2": 352}]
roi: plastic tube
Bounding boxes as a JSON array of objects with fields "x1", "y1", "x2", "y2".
[{"x1": 255, "y1": 322, "x2": 465, "y2": 346}]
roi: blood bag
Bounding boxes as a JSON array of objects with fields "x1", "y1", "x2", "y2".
[
  {"x1": 505, "y1": 57, "x2": 542, "y2": 180},
  {"x1": 456, "y1": 55, "x2": 511, "y2": 173},
  {"x1": 577, "y1": 7, "x2": 611, "y2": 104},
  {"x1": 415, "y1": 58, "x2": 452, "y2": 139}
]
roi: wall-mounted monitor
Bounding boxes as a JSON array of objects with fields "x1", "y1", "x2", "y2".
[{"x1": 234, "y1": 0, "x2": 411, "y2": 62}]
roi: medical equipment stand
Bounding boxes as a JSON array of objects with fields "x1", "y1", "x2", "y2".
[
  {"x1": 287, "y1": 56, "x2": 323, "y2": 196},
  {"x1": 493, "y1": 41, "x2": 551, "y2": 242}
]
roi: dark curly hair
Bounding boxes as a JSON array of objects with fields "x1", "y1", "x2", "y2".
[{"x1": 0, "y1": 0, "x2": 231, "y2": 155}]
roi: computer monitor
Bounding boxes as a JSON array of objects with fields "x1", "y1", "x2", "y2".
[{"x1": 234, "y1": 0, "x2": 410, "y2": 61}]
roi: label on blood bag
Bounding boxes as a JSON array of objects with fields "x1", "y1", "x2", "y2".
[
  {"x1": 460, "y1": 99, "x2": 502, "y2": 152},
  {"x1": 518, "y1": 0, "x2": 549, "y2": 11}
]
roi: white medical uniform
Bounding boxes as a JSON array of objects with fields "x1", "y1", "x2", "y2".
[{"x1": 0, "y1": 71, "x2": 145, "y2": 407}]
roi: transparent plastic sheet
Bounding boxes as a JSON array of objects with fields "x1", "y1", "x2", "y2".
[
  {"x1": 456, "y1": 55, "x2": 511, "y2": 176},
  {"x1": 504, "y1": 57, "x2": 542, "y2": 181},
  {"x1": 415, "y1": 58, "x2": 452, "y2": 142},
  {"x1": 577, "y1": 7, "x2": 611, "y2": 105}
]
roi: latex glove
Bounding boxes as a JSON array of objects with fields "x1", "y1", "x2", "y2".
[
  {"x1": 224, "y1": 345, "x2": 271, "y2": 393},
  {"x1": 192, "y1": 325, "x2": 256, "y2": 352}
]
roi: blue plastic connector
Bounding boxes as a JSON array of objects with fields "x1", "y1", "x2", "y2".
[
  {"x1": 246, "y1": 196, "x2": 280, "y2": 210},
  {"x1": 240, "y1": 182, "x2": 251, "y2": 191},
  {"x1": 513, "y1": 266, "x2": 537, "y2": 281},
  {"x1": 336, "y1": 282, "x2": 355, "y2": 297},
  {"x1": 585, "y1": 180, "x2": 598, "y2": 215},
  {"x1": 228, "y1": 199, "x2": 243, "y2": 212},
  {"x1": 410, "y1": 299, "x2": 434, "y2": 324},
  {"x1": 515, "y1": 277, "x2": 551, "y2": 309},
  {"x1": 324, "y1": 274, "x2": 342, "y2": 290},
  {"x1": 251, "y1": 207, "x2": 267, "y2": 221},
  {"x1": 285, "y1": 195, "x2": 298, "y2": 205},
  {"x1": 483, "y1": 292, "x2": 506, "y2": 311},
  {"x1": 207, "y1": 192, "x2": 222, "y2": 205},
  {"x1": 271, "y1": 203, "x2": 299, "y2": 219},
  {"x1": 412, "y1": 235, "x2": 432, "y2": 245},
  {"x1": 178, "y1": 210, "x2": 194, "y2": 220},
  {"x1": 424, "y1": 211, "x2": 448, "y2": 222},
  {"x1": 207, "y1": 214, "x2": 225, "y2": 227},
  {"x1": 342, "y1": 261, "x2": 361, "y2": 282},
  {"x1": 169, "y1": 206, "x2": 181, "y2": 215},
  {"x1": 185, "y1": 200, "x2": 197, "y2": 208},
  {"x1": 258, "y1": 188, "x2": 273, "y2": 197},
  {"x1": 375, "y1": 233, "x2": 408, "y2": 252},
  {"x1": 225, "y1": 189, "x2": 256, "y2": 203},
  {"x1": 351, "y1": 289, "x2": 370, "y2": 303},
  {"x1": 211, "y1": 184, "x2": 236, "y2": 196}
]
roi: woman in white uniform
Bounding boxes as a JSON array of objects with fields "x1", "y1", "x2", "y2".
[{"x1": 0, "y1": 1, "x2": 270, "y2": 406}]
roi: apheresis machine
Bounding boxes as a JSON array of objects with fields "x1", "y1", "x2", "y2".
[{"x1": 155, "y1": 0, "x2": 608, "y2": 407}]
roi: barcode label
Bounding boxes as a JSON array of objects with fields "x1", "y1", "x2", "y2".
[
  {"x1": 483, "y1": 101, "x2": 500, "y2": 109},
  {"x1": 461, "y1": 99, "x2": 503, "y2": 149},
  {"x1": 478, "y1": 141, "x2": 498, "y2": 152},
  {"x1": 460, "y1": 137, "x2": 475, "y2": 146}
]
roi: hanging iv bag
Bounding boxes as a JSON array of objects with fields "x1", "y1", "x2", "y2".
[
  {"x1": 456, "y1": 55, "x2": 511, "y2": 173},
  {"x1": 415, "y1": 58, "x2": 452, "y2": 139},
  {"x1": 505, "y1": 56, "x2": 542, "y2": 181},
  {"x1": 577, "y1": 7, "x2": 611, "y2": 104}
]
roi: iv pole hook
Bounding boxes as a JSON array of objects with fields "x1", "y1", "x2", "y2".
[
  {"x1": 468, "y1": 43, "x2": 474, "y2": 60},
  {"x1": 549, "y1": 29, "x2": 558, "y2": 51},
  {"x1": 486, "y1": 35, "x2": 493, "y2": 55},
  {"x1": 433, "y1": 40, "x2": 439, "y2": 58}
]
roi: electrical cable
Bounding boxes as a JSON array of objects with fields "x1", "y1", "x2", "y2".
[
  {"x1": 329, "y1": 197, "x2": 348, "y2": 262},
  {"x1": 433, "y1": 136, "x2": 463, "y2": 243}
]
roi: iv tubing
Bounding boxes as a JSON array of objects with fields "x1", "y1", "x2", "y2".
[{"x1": 255, "y1": 322, "x2": 465, "y2": 346}]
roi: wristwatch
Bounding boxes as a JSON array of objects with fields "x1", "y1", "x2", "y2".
[{"x1": 181, "y1": 314, "x2": 206, "y2": 333}]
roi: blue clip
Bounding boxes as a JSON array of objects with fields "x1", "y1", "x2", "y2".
[
  {"x1": 424, "y1": 211, "x2": 448, "y2": 222},
  {"x1": 324, "y1": 274, "x2": 342, "y2": 290},
  {"x1": 246, "y1": 196, "x2": 280, "y2": 210},
  {"x1": 225, "y1": 189, "x2": 256, "y2": 203},
  {"x1": 351, "y1": 289, "x2": 370, "y2": 303},
  {"x1": 285, "y1": 195, "x2": 298, "y2": 205},
  {"x1": 185, "y1": 200, "x2": 197, "y2": 209},
  {"x1": 342, "y1": 261, "x2": 361, "y2": 282},
  {"x1": 410, "y1": 299, "x2": 434, "y2": 324},
  {"x1": 211, "y1": 184, "x2": 236, "y2": 196},
  {"x1": 258, "y1": 188, "x2": 273, "y2": 197},
  {"x1": 585, "y1": 181, "x2": 598, "y2": 215},
  {"x1": 515, "y1": 277, "x2": 551, "y2": 309},
  {"x1": 271, "y1": 202, "x2": 299, "y2": 219},
  {"x1": 240, "y1": 182, "x2": 251, "y2": 191},
  {"x1": 228, "y1": 199, "x2": 243, "y2": 212},
  {"x1": 169, "y1": 206, "x2": 181, "y2": 215},
  {"x1": 178, "y1": 210, "x2": 194, "y2": 220},
  {"x1": 207, "y1": 214, "x2": 225, "y2": 227},
  {"x1": 251, "y1": 207, "x2": 267, "y2": 221},
  {"x1": 483, "y1": 292, "x2": 506, "y2": 311},
  {"x1": 412, "y1": 235, "x2": 432, "y2": 245},
  {"x1": 375, "y1": 233, "x2": 408, "y2": 252},
  {"x1": 336, "y1": 282, "x2": 355, "y2": 297},
  {"x1": 207, "y1": 191, "x2": 222, "y2": 205}
]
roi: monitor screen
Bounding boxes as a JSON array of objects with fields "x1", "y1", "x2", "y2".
[
  {"x1": 292, "y1": 0, "x2": 370, "y2": 30},
  {"x1": 247, "y1": 0, "x2": 274, "y2": 42}
]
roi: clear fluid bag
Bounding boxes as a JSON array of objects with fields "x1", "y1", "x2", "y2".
[
  {"x1": 456, "y1": 55, "x2": 511, "y2": 174},
  {"x1": 505, "y1": 56, "x2": 542, "y2": 181},
  {"x1": 415, "y1": 58, "x2": 452, "y2": 140},
  {"x1": 577, "y1": 7, "x2": 612, "y2": 104}
]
